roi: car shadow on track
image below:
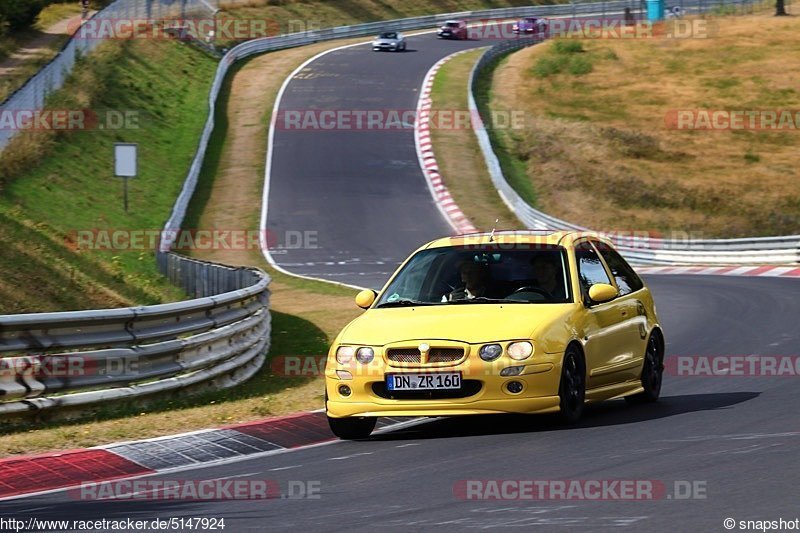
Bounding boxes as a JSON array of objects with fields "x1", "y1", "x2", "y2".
[{"x1": 369, "y1": 391, "x2": 759, "y2": 441}]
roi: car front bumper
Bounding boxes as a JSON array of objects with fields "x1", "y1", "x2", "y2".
[{"x1": 325, "y1": 353, "x2": 563, "y2": 418}]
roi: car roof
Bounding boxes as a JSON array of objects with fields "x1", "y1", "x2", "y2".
[{"x1": 421, "y1": 230, "x2": 613, "y2": 250}]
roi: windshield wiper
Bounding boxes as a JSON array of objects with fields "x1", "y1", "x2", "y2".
[
  {"x1": 446, "y1": 297, "x2": 517, "y2": 304},
  {"x1": 375, "y1": 299, "x2": 434, "y2": 308}
]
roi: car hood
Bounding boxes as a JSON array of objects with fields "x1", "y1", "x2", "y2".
[
  {"x1": 373, "y1": 38, "x2": 398, "y2": 44},
  {"x1": 338, "y1": 303, "x2": 574, "y2": 346}
]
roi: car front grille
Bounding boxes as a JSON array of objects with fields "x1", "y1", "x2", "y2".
[{"x1": 386, "y1": 347, "x2": 465, "y2": 364}]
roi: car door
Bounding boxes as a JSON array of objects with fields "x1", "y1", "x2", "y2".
[
  {"x1": 574, "y1": 240, "x2": 631, "y2": 389},
  {"x1": 593, "y1": 241, "x2": 650, "y2": 382}
]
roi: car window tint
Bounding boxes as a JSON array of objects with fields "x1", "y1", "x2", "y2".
[
  {"x1": 594, "y1": 243, "x2": 644, "y2": 296},
  {"x1": 576, "y1": 242, "x2": 611, "y2": 296}
]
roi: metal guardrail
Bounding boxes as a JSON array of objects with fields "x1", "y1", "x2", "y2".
[
  {"x1": 0, "y1": 254, "x2": 270, "y2": 415},
  {"x1": 466, "y1": 9, "x2": 800, "y2": 265}
]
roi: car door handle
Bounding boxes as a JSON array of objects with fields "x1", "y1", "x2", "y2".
[{"x1": 621, "y1": 310, "x2": 628, "y2": 317}]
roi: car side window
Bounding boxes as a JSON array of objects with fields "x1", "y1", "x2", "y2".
[
  {"x1": 575, "y1": 242, "x2": 612, "y2": 299},
  {"x1": 594, "y1": 243, "x2": 644, "y2": 296}
]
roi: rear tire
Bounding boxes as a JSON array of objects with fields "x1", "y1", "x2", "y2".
[
  {"x1": 625, "y1": 332, "x2": 663, "y2": 404},
  {"x1": 558, "y1": 346, "x2": 585, "y2": 423},
  {"x1": 328, "y1": 416, "x2": 377, "y2": 440}
]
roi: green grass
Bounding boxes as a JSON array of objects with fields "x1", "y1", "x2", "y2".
[
  {"x1": 474, "y1": 53, "x2": 539, "y2": 208},
  {"x1": 0, "y1": 38, "x2": 218, "y2": 312}
]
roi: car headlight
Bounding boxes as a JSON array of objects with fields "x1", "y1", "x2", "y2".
[
  {"x1": 507, "y1": 341, "x2": 534, "y2": 360},
  {"x1": 479, "y1": 343, "x2": 503, "y2": 361},
  {"x1": 356, "y1": 347, "x2": 374, "y2": 364},
  {"x1": 336, "y1": 346, "x2": 355, "y2": 364}
]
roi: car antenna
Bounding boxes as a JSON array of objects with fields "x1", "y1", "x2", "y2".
[{"x1": 488, "y1": 219, "x2": 499, "y2": 242}]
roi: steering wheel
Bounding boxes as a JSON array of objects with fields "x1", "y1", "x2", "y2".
[{"x1": 510, "y1": 286, "x2": 553, "y2": 300}]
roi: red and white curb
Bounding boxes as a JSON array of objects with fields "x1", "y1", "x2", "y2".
[
  {"x1": 415, "y1": 50, "x2": 478, "y2": 235},
  {"x1": 0, "y1": 411, "x2": 418, "y2": 501},
  {"x1": 637, "y1": 265, "x2": 800, "y2": 277}
]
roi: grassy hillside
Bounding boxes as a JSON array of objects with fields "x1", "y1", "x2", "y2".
[
  {"x1": 0, "y1": 38, "x2": 217, "y2": 313},
  {"x1": 218, "y1": 0, "x2": 556, "y2": 36},
  {"x1": 487, "y1": 13, "x2": 800, "y2": 237}
]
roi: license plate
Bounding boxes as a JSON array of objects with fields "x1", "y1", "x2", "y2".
[{"x1": 386, "y1": 372, "x2": 461, "y2": 391}]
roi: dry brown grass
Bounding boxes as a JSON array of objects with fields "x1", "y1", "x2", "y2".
[
  {"x1": 430, "y1": 48, "x2": 523, "y2": 231},
  {"x1": 491, "y1": 14, "x2": 800, "y2": 237}
]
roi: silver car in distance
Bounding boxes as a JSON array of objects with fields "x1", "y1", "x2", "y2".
[{"x1": 372, "y1": 31, "x2": 407, "y2": 52}]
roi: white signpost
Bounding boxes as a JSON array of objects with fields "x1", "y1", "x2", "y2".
[{"x1": 114, "y1": 143, "x2": 137, "y2": 212}]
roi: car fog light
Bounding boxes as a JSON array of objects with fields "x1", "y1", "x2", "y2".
[
  {"x1": 507, "y1": 341, "x2": 533, "y2": 360},
  {"x1": 356, "y1": 347, "x2": 374, "y2": 364},
  {"x1": 480, "y1": 343, "x2": 503, "y2": 361},
  {"x1": 338, "y1": 385, "x2": 352, "y2": 396},
  {"x1": 506, "y1": 381, "x2": 523, "y2": 394},
  {"x1": 336, "y1": 370, "x2": 353, "y2": 380},
  {"x1": 500, "y1": 366, "x2": 524, "y2": 377},
  {"x1": 336, "y1": 346, "x2": 355, "y2": 364}
]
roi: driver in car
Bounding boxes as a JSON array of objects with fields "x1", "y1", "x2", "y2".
[
  {"x1": 442, "y1": 261, "x2": 489, "y2": 301},
  {"x1": 531, "y1": 255, "x2": 561, "y2": 298}
]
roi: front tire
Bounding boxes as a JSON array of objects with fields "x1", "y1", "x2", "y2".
[
  {"x1": 625, "y1": 332, "x2": 663, "y2": 404},
  {"x1": 558, "y1": 346, "x2": 585, "y2": 423},
  {"x1": 328, "y1": 416, "x2": 377, "y2": 440}
]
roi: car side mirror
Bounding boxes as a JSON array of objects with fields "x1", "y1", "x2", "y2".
[
  {"x1": 355, "y1": 289, "x2": 377, "y2": 309},
  {"x1": 588, "y1": 283, "x2": 618, "y2": 304}
]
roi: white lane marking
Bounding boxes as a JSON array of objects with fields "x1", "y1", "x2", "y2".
[
  {"x1": 395, "y1": 443, "x2": 420, "y2": 448},
  {"x1": 18, "y1": 506, "x2": 51, "y2": 512},
  {"x1": 697, "y1": 443, "x2": 784, "y2": 456},
  {"x1": 660, "y1": 431, "x2": 800, "y2": 443},
  {"x1": 206, "y1": 472, "x2": 259, "y2": 482},
  {"x1": 268, "y1": 465, "x2": 302, "y2": 472},
  {"x1": 111, "y1": 472, "x2": 261, "y2": 500},
  {"x1": 327, "y1": 452, "x2": 373, "y2": 461}
]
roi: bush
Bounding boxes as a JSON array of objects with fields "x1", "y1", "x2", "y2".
[
  {"x1": 567, "y1": 55, "x2": 593, "y2": 76},
  {"x1": 552, "y1": 39, "x2": 584, "y2": 55},
  {"x1": 532, "y1": 56, "x2": 562, "y2": 78}
]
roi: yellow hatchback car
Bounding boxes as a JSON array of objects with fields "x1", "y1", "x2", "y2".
[{"x1": 325, "y1": 231, "x2": 665, "y2": 439}]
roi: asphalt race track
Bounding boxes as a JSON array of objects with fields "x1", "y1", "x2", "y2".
[
  {"x1": 265, "y1": 32, "x2": 491, "y2": 289},
  {"x1": 7, "y1": 29, "x2": 799, "y2": 532},
  {"x1": 5, "y1": 275, "x2": 800, "y2": 530}
]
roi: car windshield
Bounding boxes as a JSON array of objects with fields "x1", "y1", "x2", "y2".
[
  {"x1": 445, "y1": 22, "x2": 460, "y2": 27},
  {"x1": 375, "y1": 244, "x2": 572, "y2": 307},
  {"x1": 379, "y1": 32, "x2": 397, "y2": 39}
]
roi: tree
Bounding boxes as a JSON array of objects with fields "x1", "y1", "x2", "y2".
[
  {"x1": 775, "y1": 0, "x2": 788, "y2": 15},
  {"x1": 0, "y1": 0, "x2": 47, "y2": 35}
]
